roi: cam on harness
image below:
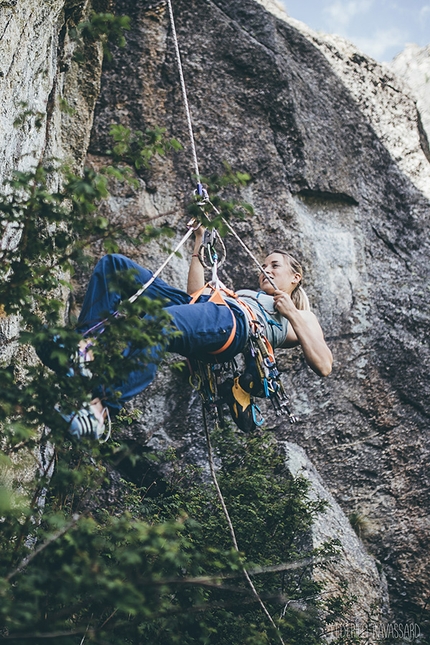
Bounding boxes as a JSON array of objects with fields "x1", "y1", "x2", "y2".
[{"x1": 187, "y1": 226, "x2": 297, "y2": 433}]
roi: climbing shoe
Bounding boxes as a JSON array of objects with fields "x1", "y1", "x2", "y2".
[
  {"x1": 218, "y1": 372, "x2": 260, "y2": 433},
  {"x1": 56, "y1": 403, "x2": 111, "y2": 442}
]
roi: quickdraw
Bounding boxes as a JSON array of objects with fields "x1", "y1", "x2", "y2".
[{"x1": 247, "y1": 330, "x2": 298, "y2": 423}]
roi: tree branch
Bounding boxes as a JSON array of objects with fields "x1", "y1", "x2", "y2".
[{"x1": 6, "y1": 513, "x2": 81, "y2": 581}]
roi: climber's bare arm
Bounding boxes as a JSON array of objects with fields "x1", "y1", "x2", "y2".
[
  {"x1": 187, "y1": 227, "x2": 206, "y2": 295},
  {"x1": 274, "y1": 291, "x2": 333, "y2": 377}
]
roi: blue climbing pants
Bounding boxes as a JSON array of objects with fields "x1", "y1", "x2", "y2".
[{"x1": 77, "y1": 254, "x2": 248, "y2": 410}]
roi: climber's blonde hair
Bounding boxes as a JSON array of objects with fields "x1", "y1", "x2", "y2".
[{"x1": 270, "y1": 249, "x2": 310, "y2": 311}]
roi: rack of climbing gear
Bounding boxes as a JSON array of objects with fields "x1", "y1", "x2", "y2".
[
  {"x1": 247, "y1": 328, "x2": 297, "y2": 423},
  {"x1": 188, "y1": 358, "x2": 226, "y2": 422},
  {"x1": 189, "y1": 327, "x2": 297, "y2": 432}
]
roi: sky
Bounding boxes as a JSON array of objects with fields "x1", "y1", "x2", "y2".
[{"x1": 280, "y1": 0, "x2": 430, "y2": 62}]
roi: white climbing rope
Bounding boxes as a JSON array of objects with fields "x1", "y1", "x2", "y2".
[
  {"x1": 128, "y1": 219, "x2": 199, "y2": 303},
  {"x1": 205, "y1": 197, "x2": 279, "y2": 291},
  {"x1": 222, "y1": 215, "x2": 278, "y2": 290},
  {"x1": 167, "y1": 0, "x2": 279, "y2": 291},
  {"x1": 121, "y1": 0, "x2": 208, "y2": 308},
  {"x1": 166, "y1": 0, "x2": 201, "y2": 185},
  {"x1": 163, "y1": 6, "x2": 287, "y2": 639},
  {"x1": 202, "y1": 408, "x2": 286, "y2": 645},
  {"x1": 81, "y1": 219, "x2": 200, "y2": 337}
]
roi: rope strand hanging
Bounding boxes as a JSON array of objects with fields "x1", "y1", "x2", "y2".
[
  {"x1": 167, "y1": 0, "x2": 279, "y2": 291},
  {"x1": 165, "y1": 3, "x2": 286, "y2": 643},
  {"x1": 166, "y1": 0, "x2": 203, "y2": 192},
  {"x1": 202, "y1": 408, "x2": 287, "y2": 645}
]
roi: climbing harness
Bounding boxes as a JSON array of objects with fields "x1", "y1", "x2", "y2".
[
  {"x1": 188, "y1": 292, "x2": 298, "y2": 429},
  {"x1": 186, "y1": 216, "x2": 297, "y2": 425}
]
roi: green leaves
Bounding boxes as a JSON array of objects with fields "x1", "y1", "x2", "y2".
[
  {"x1": 0, "y1": 409, "x2": 348, "y2": 644},
  {"x1": 108, "y1": 123, "x2": 182, "y2": 171},
  {"x1": 132, "y1": 429, "x2": 335, "y2": 645},
  {"x1": 13, "y1": 102, "x2": 45, "y2": 130},
  {"x1": 0, "y1": 164, "x2": 94, "y2": 320},
  {"x1": 70, "y1": 12, "x2": 131, "y2": 62},
  {"x1": 188, "y1": 162, "x2": 254, "y2": 235}
]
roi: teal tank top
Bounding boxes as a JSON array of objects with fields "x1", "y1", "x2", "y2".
[{"x1": 235, "y1": 289, "x2": 289, "y2": 349}]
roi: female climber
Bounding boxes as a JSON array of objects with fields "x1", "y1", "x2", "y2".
[{"x1": 56, "y1": 226, "x2": 332, "y2": 439}]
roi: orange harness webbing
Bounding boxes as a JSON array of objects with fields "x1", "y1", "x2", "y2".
[
  {"x1": 188, "y1": 283, "x2": 276, "y2": 360},
  {"x1": 189, "y1": 284, "x2": 237, "y2": 355}
]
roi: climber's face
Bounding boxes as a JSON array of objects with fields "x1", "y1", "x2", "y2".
[{"x1": 259, "y1": 253, "x2": 301, "y2": 295}]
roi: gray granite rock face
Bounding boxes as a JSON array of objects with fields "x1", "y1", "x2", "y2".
[
  {"x1": 284, "y1": 441, "x2": 390, "y2": 631},
  {"x1": 0, "y1": 0, "x2": 104, "y2": 180},
  {"x1": 0, "y1": 0, "x2": 105, "y2": 355},
  {"x1": 89, "y1": 0, "x2": 430, "y2": 623},
  {"x1": 390, "y1": 43, "x2": 430, "y2": 151}
]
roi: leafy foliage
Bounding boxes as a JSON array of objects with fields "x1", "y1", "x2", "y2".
[
  {"x1": 108, "y1": 123, "x2": 182, "y2": 172},
  {"x1": 188, "y1": 162, "x2": 254, "y2": 235},
  {"x1": 0, "y1": 422, "x2": 343, "y2": 644},
  {"x1": 138, "y1": 427, "x2": 337, "y2": 645},
  {"x1": 70, "y1": 11, "x2": 131, "y2": 62}
]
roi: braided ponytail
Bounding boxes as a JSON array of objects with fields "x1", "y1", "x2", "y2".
[{"x1": 270, "y1": 249, "x2": 310, "y2": 311}]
